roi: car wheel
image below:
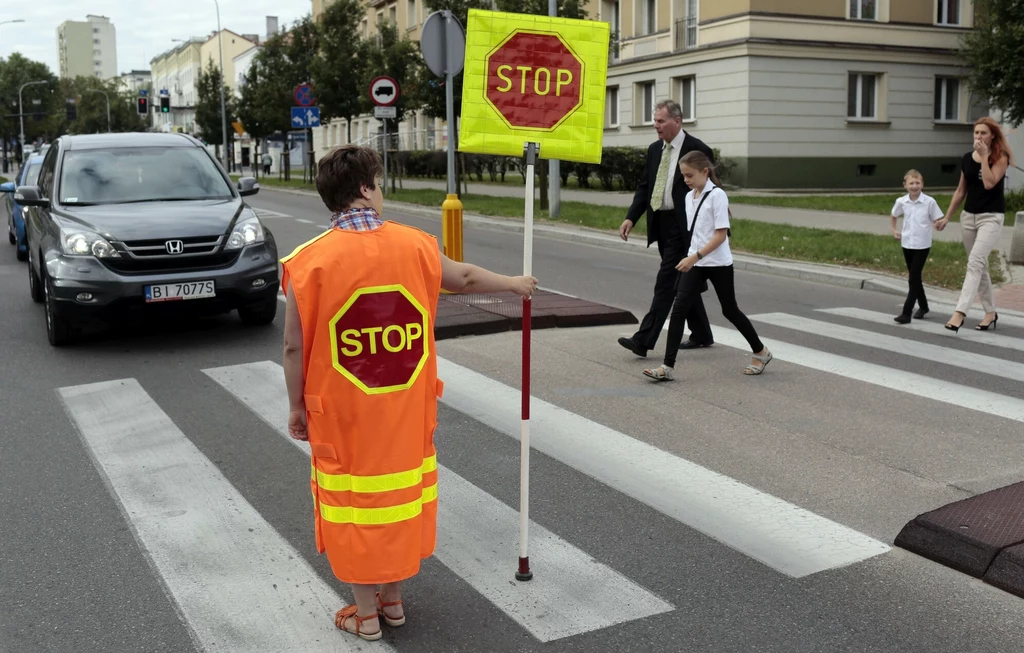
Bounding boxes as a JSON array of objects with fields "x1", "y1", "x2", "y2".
[
  {"x1": 8, "y1": 231, "x2": 15, "y2": 245},
  {"x1": 28, "y1": 257, "x2": 44, "y2": 303},
  {"x1": 16, "y1": 247, "x2": 27, "y2": 262},
  {"x1": 238, "y1": 296, "x2": 278, "y2": 326},
  {"x1": 44, "y1": 278, "x2": 75, "y2": 346}
]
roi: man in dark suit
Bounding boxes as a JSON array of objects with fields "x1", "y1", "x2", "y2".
[{"x1": 617, "y1": 99, "x2": 715, "y2": 357}]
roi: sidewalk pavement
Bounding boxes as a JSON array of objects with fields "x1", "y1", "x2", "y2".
[{"x1": 395, "y1": 178, "x2": 1024, "y2": 313}]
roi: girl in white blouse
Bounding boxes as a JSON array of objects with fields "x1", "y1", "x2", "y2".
[{"x1": 644, "y1": 150, "x2": 772, "y2": 381}]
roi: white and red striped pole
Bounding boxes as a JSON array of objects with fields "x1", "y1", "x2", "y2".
[{"x1": 516, "y1": 142, "x2": 538, "y2": 582}]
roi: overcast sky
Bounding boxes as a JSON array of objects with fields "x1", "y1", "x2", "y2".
[{"x1": 1, "y1": 1, "x2": 310, "y2": 75}]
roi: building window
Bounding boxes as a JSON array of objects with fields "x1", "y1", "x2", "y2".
[
  {"x1": 677, "y1": 76, "x2": 696, "y2": 120},
  {"x1": 93, "y1": 39, "x2": 100, "y2": 44},
  {"x1": 643, "y1": 0, "x2": 656, "y2": 35},
  {"x1": 935, "y1": 77, "x2": 960, "y2": 121},
  {"x1": 849, "y1": 0, "x2": 876, "y2": 20},
  {"x1": 937, "y1": 0, "x2": 960, "y2": 25},
  {"x1": 639, "y1": 82, "x2": 655, "y2": 124},
  {"x1": 847, "y1": 73, "x2": 878, "y2": 119},
  {"x1": 605, "y1": 87, "x2": 619, "y2": 127},
  {"x1": 408, "y1": 0, "x2": 416, "y2": 26},
  {"x1": 389, "y1": 6, "x2": 397, "y2": 24}
]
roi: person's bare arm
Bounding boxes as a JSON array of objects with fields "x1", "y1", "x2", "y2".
[
  {"x1": 283, "y1": 280, "x2": 308, "y2": 441},
  {"x1": 440, "y1": 254, "x2": 537, "y2": 296},
  {"x1": 981, "y1": 155, "x2": 1009, "y2": 190}
]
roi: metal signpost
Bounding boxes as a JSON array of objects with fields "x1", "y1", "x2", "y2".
[
  {"x1": 292, "y1": 83, "x2": 320, "y2": 183},
  {"x1": 369, "y1": 76, "x2": 399, "y2": 195},
  {"x1": 420, "y1": 10, "x2": 467, "y2": 261}
]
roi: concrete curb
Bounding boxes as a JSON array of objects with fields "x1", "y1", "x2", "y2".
[{"x1": 256, "y1": 185, "x2": 997, "y2": 305}]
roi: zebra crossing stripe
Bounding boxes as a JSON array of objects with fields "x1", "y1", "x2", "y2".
[
  {"x1": 819, "y1": 307, "x2": 1024, "y2": 354},
  {"x1": 750, "y1": 312, "x2": 1024, "y2": 383},
  {"x1": 202, "y1": 361, "x2": 673, "y2": 642},
  {"x1": 57, "y1": 378, "x2": 391, "y2": 653},
  {"x1": 434, "y1": 360, "x2": 891, "y2": 578}
]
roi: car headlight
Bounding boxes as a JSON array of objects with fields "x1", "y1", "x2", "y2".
[
  {"x1": 61, "y1": 230, "x2": 120, "y2": 258},
  {"x1": 225, "y1": 216, "x2": 265, "y2": 250}
]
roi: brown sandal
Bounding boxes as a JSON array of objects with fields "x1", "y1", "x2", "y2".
[
  {"x1": 334, "y1": 604, "x2": 382, "y2": 641},
  {"x1": 376, "y1": 592, "x2": 406, "y2": 627}
]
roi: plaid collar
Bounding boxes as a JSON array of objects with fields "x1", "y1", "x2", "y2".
[{"x1": 329, "y1": 206, "x2": 384, "y2": 231}]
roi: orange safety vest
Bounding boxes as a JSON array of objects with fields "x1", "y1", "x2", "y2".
[{"x1": 280, "y1": 221, "x2": 443, "y2": 585}]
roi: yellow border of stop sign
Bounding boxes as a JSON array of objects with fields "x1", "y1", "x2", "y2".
[{"x1": 458, "y1": 9, "x2": 610, "y2": 165}]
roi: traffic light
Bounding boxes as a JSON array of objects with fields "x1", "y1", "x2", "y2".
[
  {"x1": 159, "y1": 95, "x2": 170, "y2": 113},
  {"x1": 66, "y1": 98, "x2": 77, "y2": 121},
  {"x1": 137, "y1": 97, "x2": 149, "y2": 115}
]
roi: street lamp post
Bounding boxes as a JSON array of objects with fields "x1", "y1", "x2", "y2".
[
  {"x1": 213, "y1": 0, "x2": 230, "y2": 173},
  {"x1": 84, "y1": 89, "x2": 111, "y2": 133},
  {"x1": 19, "y1": 80, "x2": 48, "y2": 160},
  {"x1": 2, "y1": 19, "x2": 26, "y2": 172},
  {"x1": 0, "y1": 19, "x2": 25, "y2": 27}
]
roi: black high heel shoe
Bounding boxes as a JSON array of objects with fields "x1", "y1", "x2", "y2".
[
  {"x1": 944, "y1": 313, "x2": 965, "y2": 332},
  {"x1": 976, "y1": 313, "x2": 998, "y2": 331}
]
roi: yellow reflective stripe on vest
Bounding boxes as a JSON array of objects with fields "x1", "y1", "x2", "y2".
[
  {"x1": 319, "y1": 484, "x2": 438, "y2": 525},
  {"x1": 311, "y1": 455, "x2": 437, "y2": 493}
]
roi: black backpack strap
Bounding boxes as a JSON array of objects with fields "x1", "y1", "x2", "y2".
[{"x1": 691, "y1": 186, "x2": 731, "y2": 238}]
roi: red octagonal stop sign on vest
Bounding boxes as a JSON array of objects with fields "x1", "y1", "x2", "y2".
[
  {"x1": 485, "y1": 31, "x2": 584, "y2": 130},
  {"x1": 329, "y1": 285, "x2": 430, "y2": 395}
]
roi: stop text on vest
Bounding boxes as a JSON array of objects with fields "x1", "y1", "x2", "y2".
[
  {"x1": 339, "y1": 323, "x2": 423, "y2": 356},
  {"x1": 494, "y1": 65, "x2": 573, "y2": 96}
]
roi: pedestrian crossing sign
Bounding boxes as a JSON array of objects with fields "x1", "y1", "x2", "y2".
[{"x1": 458, "y1": 9, "x2": 609, "y2": 164}]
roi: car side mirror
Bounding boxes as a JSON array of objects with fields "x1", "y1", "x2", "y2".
[
  {"x1": 0, "y1": 182, "x2": 15, "y2": 193},
  {"x1": 237, "y1": 176, "x2": 260, "y2": 197},
  {"x1": 13, "y1": 186, "x2": 48, "y2": 207}
]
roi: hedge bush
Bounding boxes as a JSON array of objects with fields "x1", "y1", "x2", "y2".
[{"x1": 392, "y1": 146, "x2": 736, "y2": 191}]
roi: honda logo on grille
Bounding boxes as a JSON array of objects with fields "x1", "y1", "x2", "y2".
[{"x1": 165, "y1": 240, "x2": 184, "y2": 254}]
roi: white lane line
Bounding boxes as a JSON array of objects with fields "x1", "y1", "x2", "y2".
[
  {"x1": 252, "y1": 208, "x2": 292, "y2": 218},
  {"x1": 203, "y1": 361, "x2": 673, "y2": 642},
  {"x1": 295, "y1": 218, "x2": 315, "y2": 224},
  {"x1": 681, "y1": 323, "x2": 1024, "y2": 423},
  {"x1": 58, "y1": 379, "x2": 387, "y2": 653},
  {"x1": 819, "y1": 307, "x2": 1024, "y2": 354},
  {"x1": 900, "y1": 301, "x2": 1024, "y2": 327},
  {"x1": 750, "y1": 312, "x2": 1024, "y2": 383},
  {"x1": 433, "y1": 361, "x2": 891, "y2": 579}
]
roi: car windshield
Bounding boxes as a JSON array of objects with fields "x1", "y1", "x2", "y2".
[
  {"x1": 58, "y1": 147, "x2": 233, "y2": 205},
  {"x1": 23, "y1": 163, "x2": 42, "y2": 186}
]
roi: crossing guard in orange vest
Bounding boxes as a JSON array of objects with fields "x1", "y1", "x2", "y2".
[{"x1": 281, "y1": 145, "x2": 538, "y2": 642}]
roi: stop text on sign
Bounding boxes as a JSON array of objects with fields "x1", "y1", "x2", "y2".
[
  {"x1": 494, "y1": 65, "x2": 574, "y2": 97},
  {"x1": 329, "y1": 285, "x2": 430, "y2": 395},
  {"x1": 484, "y1": 31, "x2": 584, "y2": 130},
  {"x1": 338, "y1": 323, "x2": 423, "y2": 356}
]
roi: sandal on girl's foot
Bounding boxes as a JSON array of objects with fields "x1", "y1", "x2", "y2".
[
  {"x1": 376, "y1": 593, "x2": 406, "y2": 627},
  {"x1": 643, "y1": 365, "x2": 674, "y2": 381},
  {"x1": 334, "y1": 605, "x2": 382, "y2": 641},
  {"x1": 743, "y1": 350, "x2": 773, "y2": 375}
]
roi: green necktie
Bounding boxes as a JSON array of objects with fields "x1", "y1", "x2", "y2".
[{"x1": 651, "y1": 142, "x2": 673, "y2": 212}]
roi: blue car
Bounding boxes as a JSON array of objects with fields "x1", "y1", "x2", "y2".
[{"x1": 2, "y1": 154, "x2": 46, "y2": 261}]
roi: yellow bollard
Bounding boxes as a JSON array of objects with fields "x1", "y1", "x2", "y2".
[{"x1": 442, "y1": 193, "x2": 464, "y2": 262}]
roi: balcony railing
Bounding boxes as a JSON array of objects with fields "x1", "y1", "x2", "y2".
[{"x1": 674, "y1": 16, "x2": 698, "y2": 51}]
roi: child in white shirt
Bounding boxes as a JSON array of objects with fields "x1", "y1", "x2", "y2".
[{"x1": 890, "y1": 169, "x2": 943, "y2": 324}]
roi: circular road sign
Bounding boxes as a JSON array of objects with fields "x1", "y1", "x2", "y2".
[
  {"x1": 485, "y1": 31, "x2": 584, "y2": 130},
  {"x1": 294, "y1": 83, "x2": 315, "y2": 107},
  {"x1": 369, "y1": 76, "x2": 400, "y2": 107},
  {"x1": 329, "y1": 285, "x2": 429, "y2": 395}
]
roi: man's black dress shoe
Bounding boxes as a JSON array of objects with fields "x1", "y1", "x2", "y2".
[
  {"x1": 913, "y1": 308, "x2": 929, "y2": 319},
  {"x1": 617, "y1": 337, "x2": 648, "y2": 357},
  {"x1": 678, "y1": 340, "x2": 713, "y2": 350},
  {"x1": 894, "y1": 314, "x2": 911, "y2": 324}
]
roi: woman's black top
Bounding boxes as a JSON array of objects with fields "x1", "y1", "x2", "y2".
[{"x1": 962, "y1": 151, "x2": 1006, "y2": 214}]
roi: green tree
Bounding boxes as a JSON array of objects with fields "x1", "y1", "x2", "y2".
[
  {"x1": 960, "y1": 0, "x2": 1024, "y2": 125},
  {"x1": 195, "y1": 57, "x2": 236, "y2": 156},
  {"x1": 58, "y1": 76, "x2": 148, "y2": 135},
  {"x1": 362, "y1": 22, "x2": 425, "y2": 131},
  {"x1": 310, "y1": 0, "x2": 367, "y2": 143},
  {"x1": 0, "y1": 53, "x2": 60, "y2": 155},
  {"x1": 414, "y1": 0, "x2": 491, "y2": 121}
]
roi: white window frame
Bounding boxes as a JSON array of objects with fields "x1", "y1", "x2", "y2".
[
  {"x1": 677, "y1": 76, "x2": 696, "y2": 121},
  {"x1": 849, "y1": 0, "x2": 877, "y2": 21},
  {"x1": 605, "y1": 86, "x2": 619, "y2": 127},
  {"x1": 934, "y1": 76, "x2": 960, "y2": 122},
  {"x1": 640, "y1": 82, "x2": 655, "y2": 125},
  {"x1": 643, "y1": 0, "x2": 657, "y2": 35},
  {"x1": 847, "y1": 73, "x2": 878, "y2": 120},
  {"x1": 936, "y1": 0, "x2": 960, "y2": 25}
]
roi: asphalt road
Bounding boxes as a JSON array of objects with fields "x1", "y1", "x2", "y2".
[{"x1": 1, "y1": 186, "x2": 1022, "y2": 653}]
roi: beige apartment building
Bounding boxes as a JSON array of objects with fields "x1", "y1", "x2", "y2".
[
  {"x1": 199, "y1": 30, "x2": 260, "y2": 95},
  {"x1": 312, "y1": 0, "x2": 982, "y2": 189},
  {"x1": 150, "y1": 39, "x2": 205, "y2": 134},
  {"x1": 57, "y1": 15, "x2": 118, "y2": 80}
]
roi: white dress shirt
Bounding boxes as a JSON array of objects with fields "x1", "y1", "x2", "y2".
[
  {"x1": 686, "y1": 178, "x2": 732, "y2": 267},
  {"x1": 891, "y1": 192, "x2": 943, "y2": 250},
  {"x1": 658, "y1": 129, "x2": 687, "y2": 211}
]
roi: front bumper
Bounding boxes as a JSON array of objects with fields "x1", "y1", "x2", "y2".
[{"x1": 45, "y1": 241, "x2": 280, "y2": 322}]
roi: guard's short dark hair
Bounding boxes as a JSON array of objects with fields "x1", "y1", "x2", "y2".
[{"x1": 315, "y1": 145, "x2": 383, "y2": 212}]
